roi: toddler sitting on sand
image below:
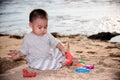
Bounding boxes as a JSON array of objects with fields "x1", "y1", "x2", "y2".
[{"x1": 8, "y1": 9, "x2": 69, "y2": 70}]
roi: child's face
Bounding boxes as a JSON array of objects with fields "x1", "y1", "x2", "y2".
[{"x1": 29, "y1": 18, "x2": 48, "y2": 36}]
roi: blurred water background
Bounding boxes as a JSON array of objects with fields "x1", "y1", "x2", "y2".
[{"x1": 0, "y1": 0, "x2": 120, "y2": 36}]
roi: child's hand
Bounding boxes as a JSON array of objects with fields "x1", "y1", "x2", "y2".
[
  {"x1": 61, "y1": 48, "x2": 69, "y2": 56},
  {"x1": 56, "y1": 42, "x2": 69, "y2": 56},
  {"x1": 61, "y1": 51, "x2": 66, "y2": 56},
  {"x1": 8, "y1": 50, "x2": 20, "y2": 60}
]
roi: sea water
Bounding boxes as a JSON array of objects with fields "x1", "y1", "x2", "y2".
[{"x1": 0, "y1": 0, "x2": 120, "y2": 35}]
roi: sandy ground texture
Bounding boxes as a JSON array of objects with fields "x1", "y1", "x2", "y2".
[{"x1": 0, "y1": 34, "x2": 120, "y2": 80}]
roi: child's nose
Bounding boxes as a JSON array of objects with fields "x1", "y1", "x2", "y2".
[
  {"x1": 41, "y1": 28, "x2": 46, "y2": 33},
  {"x1": 41, "y1": 28, "x2": 45, "y2": 31}
]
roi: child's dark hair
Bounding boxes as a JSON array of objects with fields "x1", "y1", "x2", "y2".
[{"x1": 29, "y1": 9, "x2": 48, "y2": 22}]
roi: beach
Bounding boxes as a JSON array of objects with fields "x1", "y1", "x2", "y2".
[
  {"x1": 0, "y1": 0, "x2": 120, "y2": 79},
  {"x1": 0, "y1": 34, "x2": 120, "y2": 80}
]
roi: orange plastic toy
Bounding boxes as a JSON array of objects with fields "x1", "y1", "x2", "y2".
[
  {"x1": 75, "y1": 63, "x2": 84, "y2": 67},
  {"x1": 65, "y1": 52, "x2": 73, "y2": 66},
  {"x1": 23, "y1": 69, "x2": 37, "y2": 78}
]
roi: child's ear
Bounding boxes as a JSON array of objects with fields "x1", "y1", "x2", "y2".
[{"x1": 29, "y1": 22, "x2": 33, "y2": 28}]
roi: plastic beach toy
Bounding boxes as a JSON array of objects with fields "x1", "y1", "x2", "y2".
[
  {"x1": 75, "y1": 67, "x2": 90, "y2": 73},
  {"x1": 75, "y1": 63, "x2": 84, "y2": 67},
  {"x1": 23, "y1": 69, "x2": 37, "y2": 78},
  {"x1": 65, "y1": 52, "x2": 73, "y2": 66},
  {"x1": 79, "y1": 60, "x2": 85, "y2": 64},
  {"x1": 83, "y1": 65, "x2": 94, "y2": 69}
]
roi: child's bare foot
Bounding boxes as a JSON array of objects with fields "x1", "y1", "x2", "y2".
[{"x1": 60, "y1": 62, "x2": 66, "y2": 68}]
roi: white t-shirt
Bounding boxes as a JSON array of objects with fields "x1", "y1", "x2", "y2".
[{"x1": 19, "y1": 32, "x2": 66, "y2": 70}]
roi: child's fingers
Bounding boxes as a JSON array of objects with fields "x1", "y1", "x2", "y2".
[
  {"x1": 8, "y1": 50, "x2": 17, "y2": 55},
  {"x1": 9, "y1": 50, "x2": 14, "y2": 52},
  {"x1": 8, "y1": 52, "x2": 11, "y2": 55},
  {"x1": 8, "y1": 52, "x2": 14, "y2": 55},
  {"x1": 9, "y1": 50, "x2": 16, "y2": 52},
  {"x1": 62, "y1": 51, "x2": 66, "y2": 56},
  {"x1": 8, "y1": 52, "x2": 16, "y2": 56}
]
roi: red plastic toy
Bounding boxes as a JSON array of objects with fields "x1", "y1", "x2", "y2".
[
  {"x1": 65, "y1": 52, "x2": 73, "y2": 66},
  {"x1": 23, "y1": 69, "x2": 37, "y2": 78}
]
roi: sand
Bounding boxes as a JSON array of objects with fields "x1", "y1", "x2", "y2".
[{"x1": 0, "y1": 34, "x2": 120, "y2": 80}]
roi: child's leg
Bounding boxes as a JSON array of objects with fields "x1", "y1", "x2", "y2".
[
  {"x1": 52, "y1": 48, "x2": 66, "y2": 67},
  {"x1": 53, "y1": 48, "x2": 66, "y2": 62}
]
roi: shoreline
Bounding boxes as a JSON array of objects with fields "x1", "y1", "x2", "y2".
[{"x1": 0, "y1": 32, "x2": 120, "y2": 41}]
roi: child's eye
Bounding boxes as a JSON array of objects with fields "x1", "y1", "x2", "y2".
[
  {"x1": 38, "y1": 26, "x2": 42, "y2": 29},
  {"x1": 44, "y1": 25, "x2": 48, "y2": 29},
  {"x1": 44, "y1": 26, "x2": 47, "y2": 29},
  {"x1": 38, "y1": 27, "x2": 41, "y2": 29}
]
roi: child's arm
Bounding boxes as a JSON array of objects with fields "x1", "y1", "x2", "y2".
[
  {"x1": 8, "y1": 50, "x2": 25, "y2": 60},
  {"x1": 56, "y1": 43, "x2": 68, "y2": 55}
]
